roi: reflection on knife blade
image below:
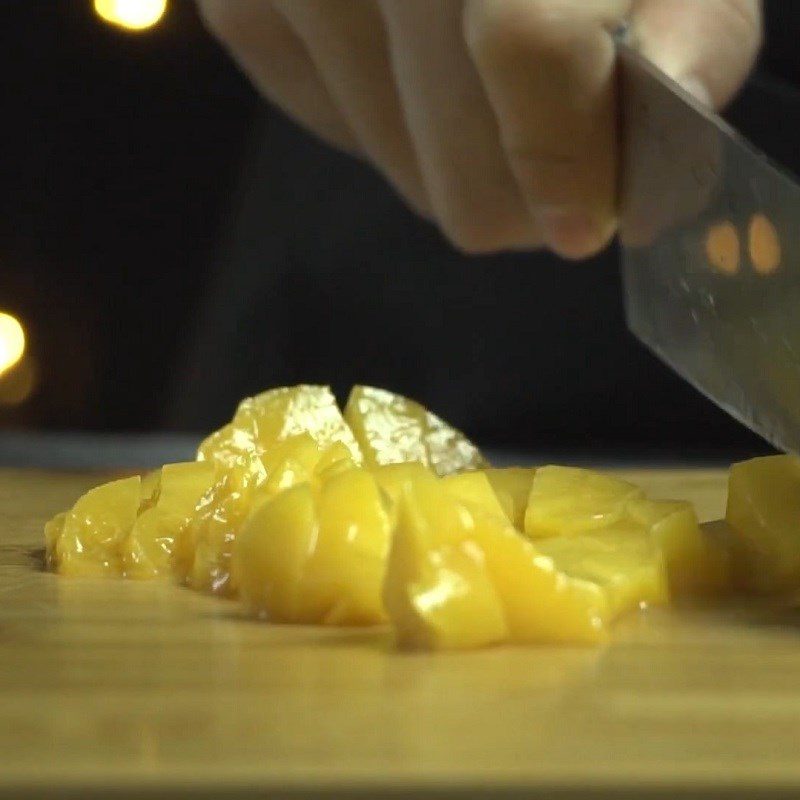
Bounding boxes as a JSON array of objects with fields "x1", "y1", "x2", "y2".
[{"x1": 618, "y1": 44, "x2": 800, "y2": 454}]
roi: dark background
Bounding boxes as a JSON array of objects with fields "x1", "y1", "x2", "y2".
[{"x1": 1, "y1": 0, "x2": 797, "y2": 459}]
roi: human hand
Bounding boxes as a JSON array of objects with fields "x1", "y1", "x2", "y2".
[{"x1": 197, "y1": 0, "x2": 761, "y2": 258}]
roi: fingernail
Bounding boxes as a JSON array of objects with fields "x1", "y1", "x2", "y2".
[
  {"x1": 676, "y1": 76, "x2": 712, "y2": 107},
  {"x1": 536, "y1": 208, "x2": 604, "y2": 260}
]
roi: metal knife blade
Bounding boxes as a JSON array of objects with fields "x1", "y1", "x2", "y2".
[{"x1": 618, "y1": 44, "x2": 800, "y2": 453}]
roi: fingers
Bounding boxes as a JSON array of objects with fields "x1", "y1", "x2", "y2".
[
  {"x1": 464, "y1": 0, "x2": 631, "y2": 259},
  {"x1": 380, "y1": 0, "x2": 541, "y2": 254},
  {"x1": 199, "y1": 0, "x2": 762, "y2": 260},
  {"x1": 271, "y1": 0, "x2": 429, "y2": 216},
  {"x1": 196, "y1": 0, "x2": 359, "y2": 154},
  {"x1": 632, "y1": 0, "x2": 762, "y2": 108}
]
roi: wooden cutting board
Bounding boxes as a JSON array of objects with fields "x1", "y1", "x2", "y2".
[{"x1": 2, "y1": 467, "x2": 800, "y2": 799}]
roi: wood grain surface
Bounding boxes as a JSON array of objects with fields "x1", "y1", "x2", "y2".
[{"x1": 2, "y1": 467, "x2": 800, "y2": 799}]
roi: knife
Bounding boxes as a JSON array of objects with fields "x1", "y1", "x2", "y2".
[{"x1": 617, "y1": 44, "x2": 800, "y2": 453}]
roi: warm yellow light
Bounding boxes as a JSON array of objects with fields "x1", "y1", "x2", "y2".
[
  {"x1": 94, "y1": 0, "x2": 167, "y2": 31},
  {"x1": 0, "y1": 313, "x2": 25, "y2": 377},
  {"x1": 0, "y1": 356, "x2": 36, "y2": 406}
]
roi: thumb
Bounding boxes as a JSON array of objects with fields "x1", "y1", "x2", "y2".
[{"x1": 632, "y1": 0, "x2": 762, "y2": 108}]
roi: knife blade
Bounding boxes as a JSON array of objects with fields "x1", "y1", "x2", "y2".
[{"x1": 618, "y1": 44, "x2": 800, "y2": 454}]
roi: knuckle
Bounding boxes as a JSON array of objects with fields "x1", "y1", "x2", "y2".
[{"x1": 463, "y1": 0, "x2": 576, "y2": 65}]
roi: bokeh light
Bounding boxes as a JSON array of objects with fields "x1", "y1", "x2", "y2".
[
  {"x1": 94, "y1": 0, "x2": 167, "y2": 31},
  {"x1": 0, "y1": 312, "x2": 25, "y2": 377},
  {"x1": 0, "y1": 356, "x2": 37, "y2": 406}
]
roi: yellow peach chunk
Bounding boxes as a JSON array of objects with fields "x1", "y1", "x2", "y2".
[
  {"x1": 384, "y1": 478, "x2": 608, "y2": 649},
  {"x1": 198, "y1": 385, "x2": 362, "y2": 469},
  {"x1": 235, "y1": 468, "x2": 392, "y2": 625},
  {"x1": 371, "y1": 462, "x2": 437, "y2": 504},
  {"x1": 525, "y1": 466, "x2": 642, "y2": 538},
  {"x1": 139, "y1": 468, "x2": 161, "y2": 505},
  {"x1": 627, "y1": 498, "x2": 730, "y2": 596},
  {"x1": 482, "y1": 467, "x2": 536, "y2": 529},
  {"x1": 344, "y1": 385, "x2": 487, "y2": 476},
  {"x1": 299, "y1": 468, "x2": 391, "y2": 625},
  {"x1": 173, "y1": 454, "x2": 269, "y2": 596},
  {"x1": 536, "y1": 526, "x2": 669, "y2": 618},
  {"x1": 726, "y1": 455, "x2": 800, "y2": 593},
  {"x1": 383, "y1": 494, "x2": 508, "y2": 650},
  {"x1": 47, "y1": 476, "x2": 141, "y2": 577},
  {"x1": 121, "y1": 461, "x2": 215, "y2": 579},
  {"x1": 235, "y1": 483, "x2": 318, "y2": 622},
  {"x1": 441, "y1": 471, "x2": 510, "y2": 522}
]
